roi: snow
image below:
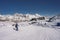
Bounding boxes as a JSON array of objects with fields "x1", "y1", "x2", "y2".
[
  {"x1": 0, "y1": 21, "x2": 60, "y2": 40},
  {"x1": 0, "y1": 14, "x2": 60, "y2": 40}
]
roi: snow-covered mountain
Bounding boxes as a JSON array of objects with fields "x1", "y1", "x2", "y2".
[
  {"x1": 47, "y1": 14, "x2": 60, "y2": 22},
  {"x1": 0, "y1": 13, "x2": 60, "y2": 23},
  {"x1": 0, "y1": 13, "x2": 44, "y2": 22}
]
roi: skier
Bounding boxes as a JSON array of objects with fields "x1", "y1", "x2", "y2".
[
  {"x1": 13, "y1": 22, "x2": 19, "y2": 31},
  {"x1": 15, "y1": 23, "x2": 18, "y2": 31}
]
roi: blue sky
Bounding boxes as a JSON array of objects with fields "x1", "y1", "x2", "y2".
[{"x1": 0, "y1": 0, "x2": 60, "y2": 16}]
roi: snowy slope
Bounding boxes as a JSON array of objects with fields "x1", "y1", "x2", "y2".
[
  {"x1": 0, "y1": 21, "x2": 60, "y2": 40},
  {"x1": 0, "y1": 14, "x2": 60, "y2": 40}
]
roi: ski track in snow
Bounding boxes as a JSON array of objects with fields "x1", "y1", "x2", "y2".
[{"x1": 0, "y1": 22, "x2": 60, "y2": 40}]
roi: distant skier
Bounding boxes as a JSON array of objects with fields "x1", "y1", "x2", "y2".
[
  {"x1": 13, "y1": 23, "x2": 19, "y2": 31},
  {"x1": 15, "y1": 23, "x2": 18, "y2": 31}
]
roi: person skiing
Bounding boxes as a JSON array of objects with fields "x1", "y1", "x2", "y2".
[{"x1": 15, "y1": 23, "x2": 18, "y2": 31}]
